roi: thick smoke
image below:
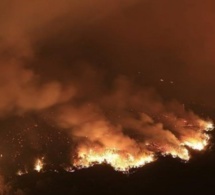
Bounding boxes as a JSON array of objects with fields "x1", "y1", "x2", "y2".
[
  {"x1": 53, "y1": 76, "x2": 211, "y2": 169},
  {"x1": 0, "y1": 0, "x2": 214, "y2": 190},
  {"x1": 0, "y1": 63, "x2": 76, "y2": 116}
]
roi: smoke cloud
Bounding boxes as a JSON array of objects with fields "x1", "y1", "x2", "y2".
[
  {"x1": 0, "y1": 0, "x2": 214, "y2": 190},
  {"x1": 52, "y1": 76, "x2": 211, "y2": 170}
]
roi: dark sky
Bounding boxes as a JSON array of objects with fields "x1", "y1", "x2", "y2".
[
  {"x1": 0, "y1": 0, "x2": 215, "y2": 194},
  {"x1": 1, "y1": 0, "x2": 215, "y2": 106}
]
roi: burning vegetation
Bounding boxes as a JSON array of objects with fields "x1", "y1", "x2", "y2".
[{"x1": 0, "y1": 1, "x2": 215, "y2": 194}]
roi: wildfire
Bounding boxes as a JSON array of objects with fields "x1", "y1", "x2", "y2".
[
  {"x1": 182, "y1": 121, "x2": 213, "y2": 151},
  {"x1": 184, "y1": 141, "x2": 207, "y2": 151},
  {"x1": 16, "y1": 121, "x2": 214, "y2": 174},
  {"x1": 74, "y1": 148, "x2": 155, "y2": 172},
  {"x1": 162, "y1": 147, "x2": 190, "y2": 161},
  {"x1": 182, "y1": 134, "x2": 210, "y2": 151},
  {"x1": 73, "y1": 121, "x2": 214, "y2": 172},
  {"x1": 34, "y1": 158, "x2": 44, "y2": 172}
]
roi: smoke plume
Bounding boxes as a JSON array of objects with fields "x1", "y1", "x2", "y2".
[{"x1": 0, "y1": 1, "x2": 214, "y2": 192}]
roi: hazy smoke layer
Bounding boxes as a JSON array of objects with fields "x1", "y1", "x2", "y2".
[
  {"x1": 0, "y1": 175, "x2": 10, "y2": 195},
  {"x1": 0, "y1": 0, "x2": 214, "y2": 192}
]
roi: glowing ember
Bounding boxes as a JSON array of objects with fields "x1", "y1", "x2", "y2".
[
  {"x1": 64, "y1": 166, "x2": 75, "y2": 173},
  {"x1": 17, "y1": 170, "x2": 28, "y2": 176},
  {"x1": 34, "y1": 158, "x2": 44, "y2": 172}
]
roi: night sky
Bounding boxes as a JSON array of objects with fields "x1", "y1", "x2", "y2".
[{"x1": 0, "y1": 0, "x2": 215, "y2": 194}]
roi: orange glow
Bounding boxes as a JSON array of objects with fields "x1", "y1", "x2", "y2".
[
  {"x1": 74, "y1": 148, "x2": 155, "y2": 172},
  {"x1": 162, "y1": 147, "x2": 190, "y2": 161},
  {"x1": 183, "y1": 135, "x2": 209, "y2": 151},
  {"x1": 181, "y1": 121, "x2": 213, "y2": 151},
  {"x1": 17, "y1": 169, "x2": 28, "y2": 176},
  {"x1": 199, "y1": 120, "x2": 214, "y2": 131},
  {"x1": 205, "y1": 122, "x2": 214, "y2": 131},
  {"x1": 73, "y1": 121, "x2": 213, "y2": 172},
  {"x1": 34, "y1": 158, "x2": 44, "y2": 172},
  {"x1": 184, "y1": 141, "x2": 206, "y2": 151},
  {"x1": 17, "y1": 121, "x2": 213, "y2": 173}
]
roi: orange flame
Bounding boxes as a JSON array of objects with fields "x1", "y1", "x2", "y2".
[
  {"x1": 17, "y1": 169, "x2": 28, "y2": 176},
  {"x1": 73, "y1": 121, "x2": 213, "y2": 172},
  {"x1": 74, "y1": 148, "x2": 155, "y2": 172},
  {"x1": 182, "y1": 121, "x2": 213, "y2": 151},
  {"x1": 34, "y1": 158, "x2": 44, "y2": 172},
  {"x1": 16, "y1": 122, "x2": 213, "y2": 174}
]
